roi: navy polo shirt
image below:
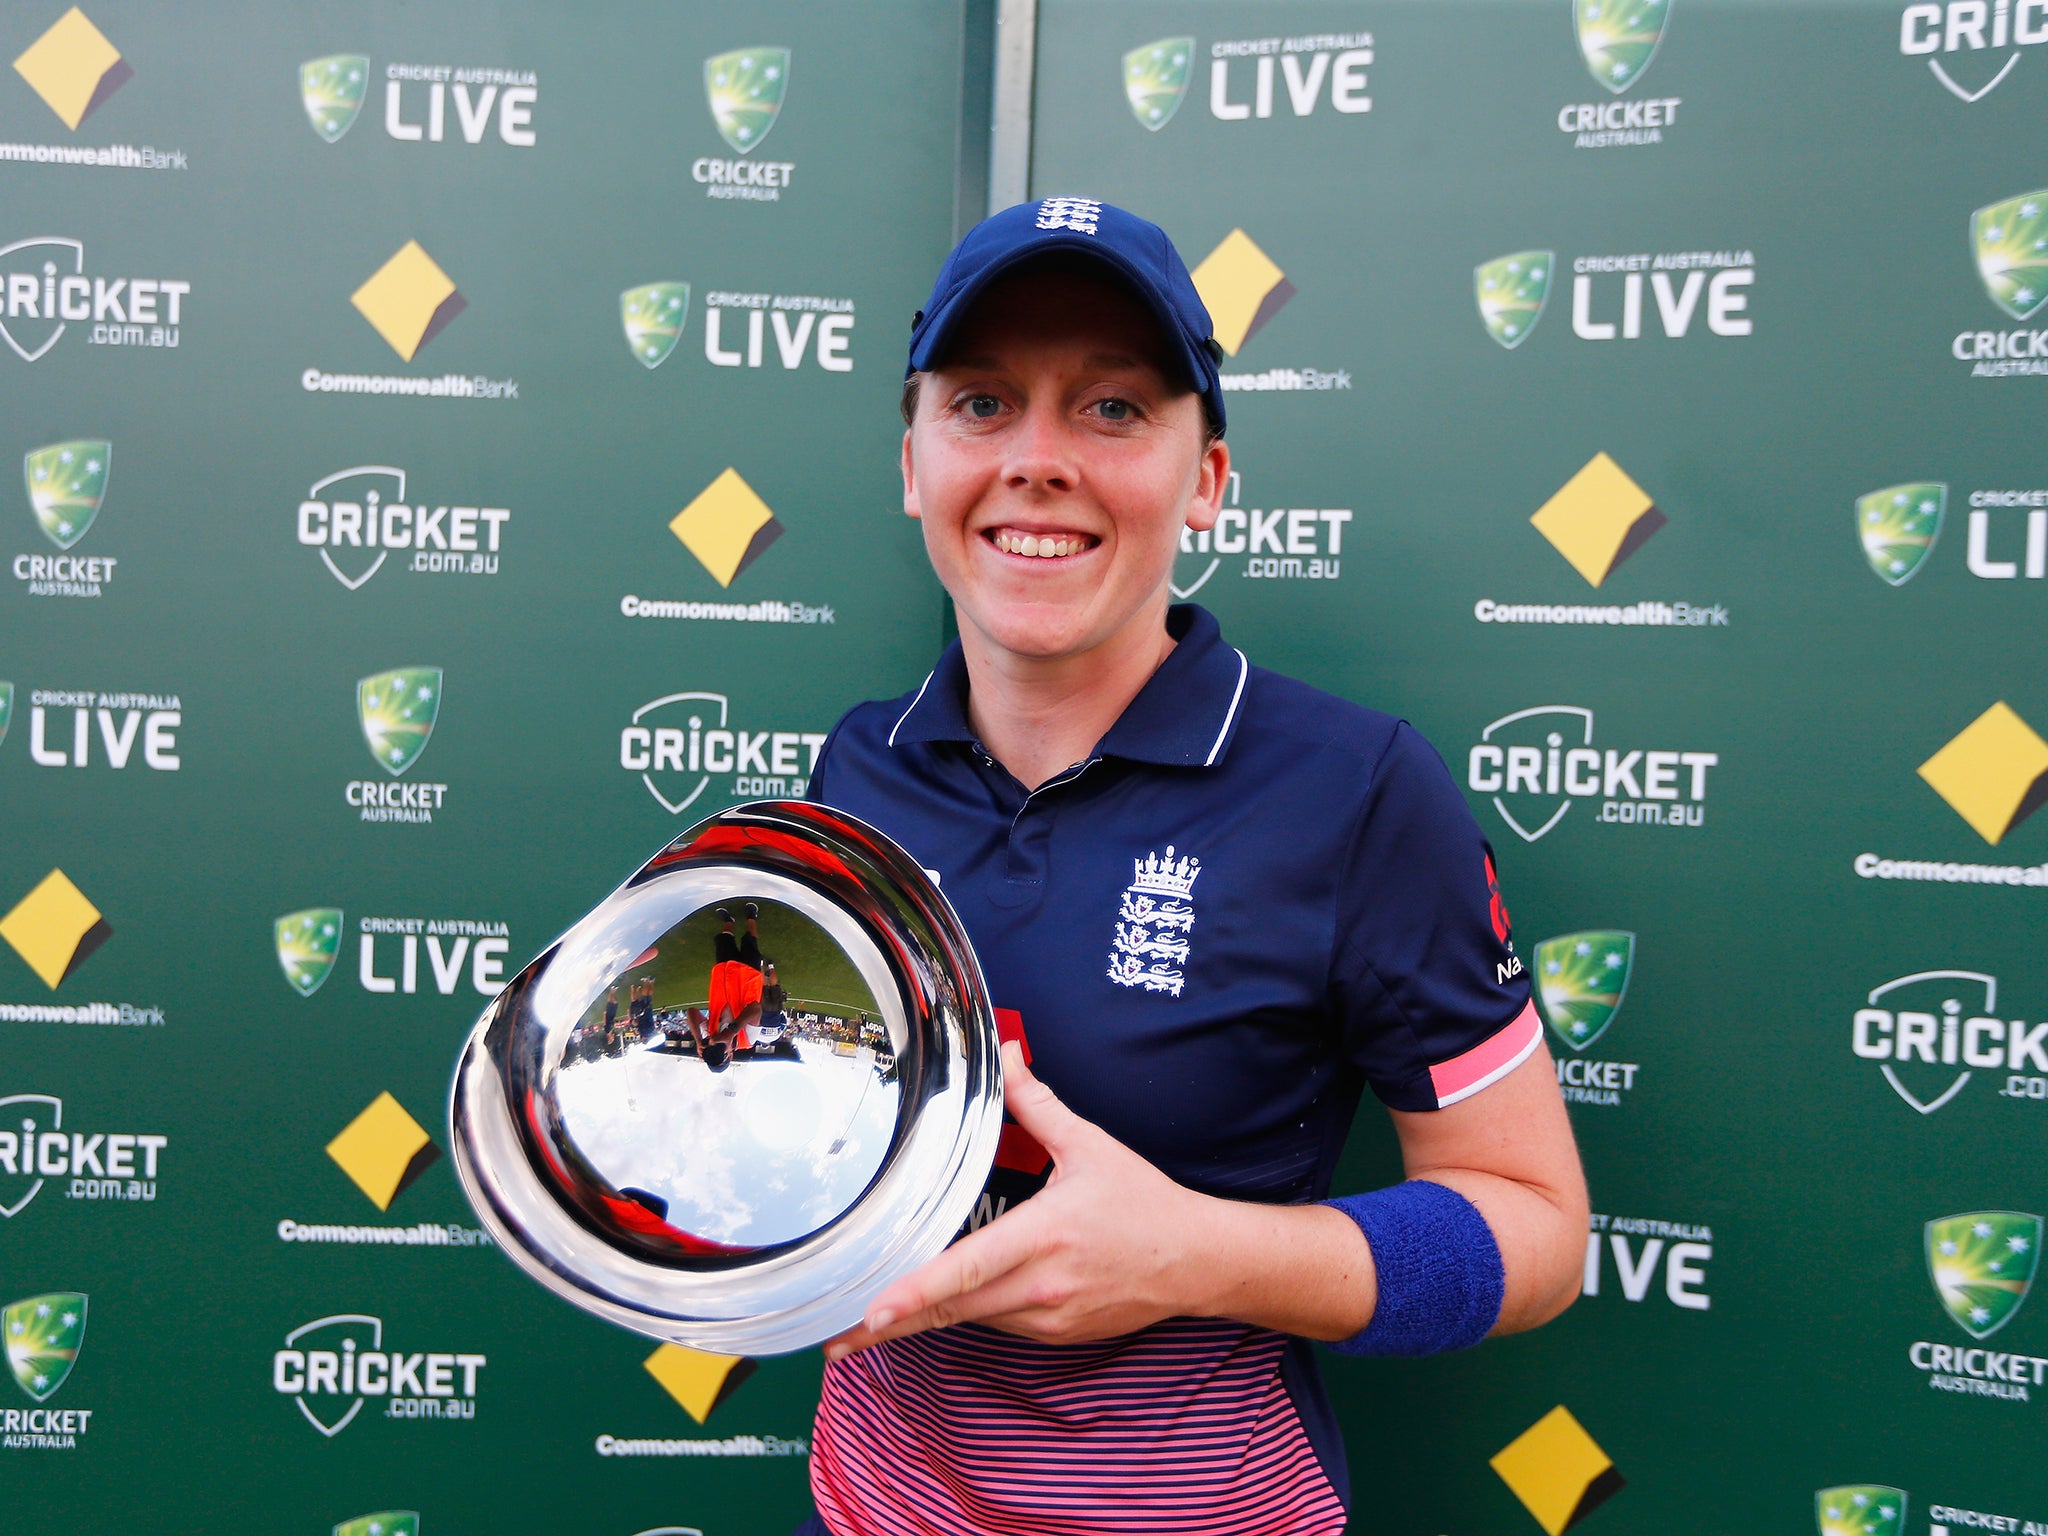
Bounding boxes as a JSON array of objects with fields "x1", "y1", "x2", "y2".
[{"x1": 803, "y1": 604, "x2": 1540, "y2": 1532}]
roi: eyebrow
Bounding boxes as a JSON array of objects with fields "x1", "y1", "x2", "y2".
[{"x1": 937, "y1": 350, "x2": 1165, "y2": 376}]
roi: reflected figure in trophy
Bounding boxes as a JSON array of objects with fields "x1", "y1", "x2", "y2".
[{"x1": 696, "y1": 902, "x2": 765, "y2": 1071}]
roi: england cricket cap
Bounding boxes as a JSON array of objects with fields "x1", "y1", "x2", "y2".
[{"x1": 908, "y1": 197, "x2": 1227, "y2": 434}]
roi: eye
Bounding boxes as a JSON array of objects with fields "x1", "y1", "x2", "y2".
[
  {"x1": 1094, "y1": 397, "x2": 1134, "y2": 421},
  {"x1": 967, "y1": 394, "x2": 1002, "y2": 418}
]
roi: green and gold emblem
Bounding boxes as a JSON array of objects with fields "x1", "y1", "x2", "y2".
[
  {"x1": 300, "y1": 54, "x2": 370, "y2": 143},
  {"x1": 704, "y1": 48, "x2": 790, "y2": 154}
]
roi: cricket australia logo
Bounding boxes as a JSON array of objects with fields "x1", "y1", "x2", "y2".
[{"x1": 1107, "y1": 847, "x2": 1200, "y2": 996}]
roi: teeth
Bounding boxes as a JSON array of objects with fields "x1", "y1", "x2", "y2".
[{"x1": 993, "y1": 529, "x2": 1090, "y2": 557}]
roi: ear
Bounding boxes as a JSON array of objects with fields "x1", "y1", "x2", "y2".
[
  {"x1": 901, "y1": 427, "x2": 921, "y2": 521},
  {"x1": 1184, "y1": 436, "x2": 1230, "y2": 533}
]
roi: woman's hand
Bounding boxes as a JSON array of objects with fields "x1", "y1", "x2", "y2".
[{"x1": 823, "y1": 1041, "x2": 1224, "y2": 1358}]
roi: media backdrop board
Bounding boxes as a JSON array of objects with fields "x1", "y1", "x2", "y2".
[{"x1": 4, "y1": 1, "x2": 2046, "y2": 1534}]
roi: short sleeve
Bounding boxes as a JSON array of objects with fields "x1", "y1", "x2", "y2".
[{"x1": 1331, "y1": 722, "x2": 1540, "y2": 1112}]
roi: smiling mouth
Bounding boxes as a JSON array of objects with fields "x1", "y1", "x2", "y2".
[{"x1": 988, "y1": 527, "x2": 1100, "y2": 559}]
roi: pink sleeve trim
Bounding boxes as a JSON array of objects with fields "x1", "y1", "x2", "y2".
[{"x1": 1427, "y1": 1000, "x2": 1542, "y2": 1108}]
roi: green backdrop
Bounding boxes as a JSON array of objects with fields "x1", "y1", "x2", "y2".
[{"x1": 3, "y1": 1, "x2": 2043, "y2": 1532}]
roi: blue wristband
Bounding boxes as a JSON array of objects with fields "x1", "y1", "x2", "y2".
[{"x1": 1319, "y1": 1180, "x2": 1504, "y2": 1357}]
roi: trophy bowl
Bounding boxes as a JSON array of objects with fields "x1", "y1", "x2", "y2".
[{"x1": 449, "y1": 800, "x2": 1003, "y2": 1355}]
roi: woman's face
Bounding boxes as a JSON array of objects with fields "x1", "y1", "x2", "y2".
[{"x1": 904, "y1": 265, "x2": 1227, "y2": 665}]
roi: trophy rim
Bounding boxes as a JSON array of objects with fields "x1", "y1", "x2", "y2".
[{"x1": 448, "y1": 798, "x2": 1004, "y2": 1355}]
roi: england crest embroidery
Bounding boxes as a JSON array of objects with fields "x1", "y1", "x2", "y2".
[{"x1": 1107, "y1": 847, "x2": 1200, "y2": 996}]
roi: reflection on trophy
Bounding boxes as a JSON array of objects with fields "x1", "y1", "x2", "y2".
[{"x1": 449, "y1": 801, "x2": 1003, "y2": 1355}]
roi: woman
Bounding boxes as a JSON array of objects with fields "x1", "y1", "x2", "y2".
[{"x1": 797, "y1": 200, "x2": 1588, "y2": 1535}]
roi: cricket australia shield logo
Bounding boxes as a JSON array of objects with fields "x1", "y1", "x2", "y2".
[
  {"x1": 1927, "y1": 1210, "x2": 2040, "y2": 1339},
  {"x1": 0, "y1": 1094, "x2": 62, "y2": 1218},
  {"x1": 1575, "y1": 0, "x2": 1670, "y2": 94},
  {"x1": 336, "y1": 1514, "x2": 418, "y2": 1536},
  {"x1": 24, "y1": 440, "x2": 110, "y2": 550},
  {"x1": 300, "y1": 54, "x2": 370, "y2": 143},
  {"x1": 704, "y1": 47, "x2": 790, "y2": 153},
  {"x1": 1475, "y1": 252, "x2": 1554, "y2": 349},
  {"x1": 622, "y1": 282, "x2": 690, "y2": 368},
  {"x1": 1534, "y1": 931, "x2": 1634, "y2": 1051},
  {"x1": 0, "y1": 237, "x2": 84, "y2": 362},
  {"x1": 1123, "y1": 38, "x2": 1193, "y2": 130},
  {"x1": 1816, "y1": 1487, "x2": 1906, "y2": 1536},
  {"x1": 357, "y1": 667, "x2": 442, "y2": 777},
  {"x1": 276, "y1": 908, "x2": 344, "y2": 997},
  {"x1": 5, "y1": 1292, "x2": 86, "y2": 1402},
  {"x1": 1857, "y1": 483, "x2": 1945, "y2": 587},
  {"x1": 1972, "y1": 190, "x2": 2048, "y2": 321},
  {"x1": 1107, "y1": 848, "x2": 1200, "y2": 996}
]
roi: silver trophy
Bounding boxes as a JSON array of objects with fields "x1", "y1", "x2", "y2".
[{"x1": 449, "y1": 800, "x2": 1003, "y2": 1355}]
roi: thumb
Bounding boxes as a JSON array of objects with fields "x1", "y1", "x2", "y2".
[{"x1": 1001, "y1": 1039, "x2": 1087, "y2": 1156}]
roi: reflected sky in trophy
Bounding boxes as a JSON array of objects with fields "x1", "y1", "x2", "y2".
[{"x1": 551, "y1": 898, "x2": 899, "y2": 1249}]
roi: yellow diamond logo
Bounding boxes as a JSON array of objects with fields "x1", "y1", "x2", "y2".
[
  {"x1": 669, "y1": 467, "x2": 784, "y2": 588},
  {"x1": 350, "y1": 240, "x2": 467, "y2": 362},
  {"x1": 1189, "y1": 228, "x2": 1295, "y2": 356},
  {"x1": 13, "y1": 7, "x2": 131, "y2": 130},
  {"x1": 1529, "y1": 452, "x2": 1668, "y2": 587},
  {"x1": 325, "y1": 1091, "x2": 440, "y2": 1211},
  {"x1": 0, "y1": 868, "x2": 109, "y2": 989},
  {"x1": 1918, "y1": 702, "x2": 2048, "y2": 846},
  {"x1": 644, "y1": 1342, "x2": 756, "y2": 1425},
  {"x1": 1490, "y1": 1405, "x2": 1624, "y2": 1536}
]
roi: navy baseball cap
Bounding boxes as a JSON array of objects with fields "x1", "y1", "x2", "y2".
[{"x1": 907, "y1": 197, "x2": 1226, "y2": 435}]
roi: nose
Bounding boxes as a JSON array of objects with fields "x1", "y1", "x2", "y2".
[{"x1": 1001, "y1": 398, "x2": 1076, "y2": 494}]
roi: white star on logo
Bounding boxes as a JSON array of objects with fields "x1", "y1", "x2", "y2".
[{"x1": 1575, "y1": 940, "x2": 1592, "y2": 956}]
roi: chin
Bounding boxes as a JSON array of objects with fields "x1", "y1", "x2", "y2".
[{"x1": 969, "y1": 602, "x2": 1101, "y2": 661}]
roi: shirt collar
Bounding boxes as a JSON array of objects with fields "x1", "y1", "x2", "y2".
[{"x1": 887, "y1": 604, "x2": 1249, "y2": 769}]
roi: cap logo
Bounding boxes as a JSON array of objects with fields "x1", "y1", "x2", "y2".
[{"x1": 1035, "y1": 197, "x2": 1102, "y2": 235}]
